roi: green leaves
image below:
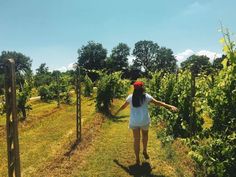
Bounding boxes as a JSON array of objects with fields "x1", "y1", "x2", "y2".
[{"x1": 96, "y1": 72, "x2": 130, "y2": 114}]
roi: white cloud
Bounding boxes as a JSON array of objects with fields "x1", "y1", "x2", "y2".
[
  {"x1": 196, "y1": 50, "x2": 222, "y2": 62},
  {"x1": 175, "y1": 49, "x2": 222, "y2": 64},
  {"x1": 53, "y1": 62, "x2": 76, "y2": 72},
  {"x1": 128, "y1": 55, "x2": 135, "y2": 65},
  {"x1": 67, "y1": 62, "x2": 76, "y2": 70},
  {"x1": 175, "y1": 49, "x2": 195, "y2": 63}
]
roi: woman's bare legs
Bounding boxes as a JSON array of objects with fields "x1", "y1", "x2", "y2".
[
  {"x1": 142, "y1": 129, "x2": 149, "y2": 159},
  {"x1": 132, "y1": 128, "x2": 140, "y2": 164}
]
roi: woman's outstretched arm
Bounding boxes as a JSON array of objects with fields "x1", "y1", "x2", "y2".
[
  {"x1": 151, "y1": 98, "x2": 178, "y2": 112},
  {"x1": 114, "y1": 101, "x2": 129, "y2": 115}
]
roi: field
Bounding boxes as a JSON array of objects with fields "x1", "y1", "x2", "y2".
[{"x1": 0, "y1": 93, "x2": 196, "y2": 177}]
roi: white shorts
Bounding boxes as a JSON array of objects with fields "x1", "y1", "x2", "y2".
[{"x1": 129, "y1": 124, "x2": 150, "y2": 131}]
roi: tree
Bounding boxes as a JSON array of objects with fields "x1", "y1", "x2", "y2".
[
  {"x1": 106, "y1": 43, "x2": 130, "y2": 72},
  {"x1": 0, "y1": 51, "x2": 33, "y2": 120},
  {"x1": 132, "y1": 40, "x2": 159, "y2": 73},
  {"x1": 180, "y1": 55, "x2": 212, "y2": 75},
  {"x1": 154, "y1": 47, "x2": 177, "y2": 73},
  {"x1": 132, "y1": 40, "x2": 177, "y2": 73},
  {"x1": 34, "y1": 63, "x2": 52, "y2": 87},
  {"x1": 212, "y1": 55, "x2": 226, "y2": 71},
  {"x1": 78, "y1": 41, "x2": 107, "y2": 70}
]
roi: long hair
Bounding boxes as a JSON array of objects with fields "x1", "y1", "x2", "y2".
[{"x1": 132, "y1": 87, "x2": 146, "y2": 107}]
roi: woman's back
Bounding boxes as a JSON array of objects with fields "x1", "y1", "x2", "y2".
[{"x1": 126, "y1": 93, "x2": 153, "y2": 126}]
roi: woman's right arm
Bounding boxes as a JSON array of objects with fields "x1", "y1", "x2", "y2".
[
  {"x1": 151, "y1": 98, "x2": 178, "y2": 112},
  {"x1": 114, "y1": 101, "x2": 129, "y2": 116}
]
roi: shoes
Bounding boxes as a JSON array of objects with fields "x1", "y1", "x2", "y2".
[{"x1": 143, "y1": 152, "x2": 149, "y2": 159}]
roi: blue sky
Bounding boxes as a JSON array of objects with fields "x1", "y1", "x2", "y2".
[{"x1": 0, "y1": 0, "x2": 235, "y2": 71}]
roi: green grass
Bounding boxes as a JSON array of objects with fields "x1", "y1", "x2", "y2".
[
  {"x1": 71, "y1": 99, "x2": 196, "y2": 177},
  {"x1": 0, "y1": 95, "x2": 195, "y2": 177},
  {"x1": 0, "y1": 95, "x2": 96, "y2": 177}
]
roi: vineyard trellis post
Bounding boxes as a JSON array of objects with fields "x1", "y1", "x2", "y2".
[
  {"x1": 56, "y1": 71, "x2": 60, "y2": 108},
  {"x1": 76, "y1": 65, "x2": 82, "y2": 142},
  {"x1": 4, "y1": 59, "x2": 21, "y2": 177}
]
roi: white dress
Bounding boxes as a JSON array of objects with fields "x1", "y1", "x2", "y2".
[{"x1": 126, "y1": 93, "x2": 153, "y2": 127}]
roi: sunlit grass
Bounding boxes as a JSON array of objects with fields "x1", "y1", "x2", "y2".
[
  {"x1": 0, "y1": 95, "x2": 96, "y2": 177},
  {"x1": 72, "y1": 99, "x2": 195, "y2": 177}
]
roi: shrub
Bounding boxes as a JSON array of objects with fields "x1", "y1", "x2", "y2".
[
  {"x1": 96, "y1": 72, "x2": 130, "y2": 114},
  {"x1": 83, "y1": 74, "x2": 93, "y2": 97},
  {"x1": 38, "y1": 85, "x2": 53, "y2": 102}
]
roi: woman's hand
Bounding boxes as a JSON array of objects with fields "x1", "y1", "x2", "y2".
[{"x1": 169, "y1": 105, "x2": 178, "y2": 112}]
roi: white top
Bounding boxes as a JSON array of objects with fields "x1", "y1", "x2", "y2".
[{"x1": 126, "y1": 93, "x2": 153, "y2": 127}]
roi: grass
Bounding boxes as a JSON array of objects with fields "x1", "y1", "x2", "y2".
[
  {"x1": 71, "y1": 99, "x2": 196, "y2": 177},
  {"x1": 0, "y1": 95, "x2": 96, "y2": 177},
  {"x1": 0, "y1": 94, "x2": 196, "y2": 177}
]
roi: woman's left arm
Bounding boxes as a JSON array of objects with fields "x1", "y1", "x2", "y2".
[
  {"x1": 151, "y1": 98, "x2": 178, "y2": 112},
  {"x1": 114, "y1": 101, "x2": 129, "y2": 115}
]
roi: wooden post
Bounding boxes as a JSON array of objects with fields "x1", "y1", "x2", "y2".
[
  {"x1": 5, "y1": 59, "x2": 21, "y2": 177},
  {"x1": 76, "y1": 66, "x2": 82, "y2": 142},
  {"x1": 56, "y1": 72, "x2": 60, "y2": 108}
]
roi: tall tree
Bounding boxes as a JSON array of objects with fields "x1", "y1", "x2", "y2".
[
  {"x1": 78, "y1": 41, "x2": 107, "y2": 70},
  {"x1": 34, "y1": 63, "x2": 52, "y2": 87},
  {"x1": 132, "y1": 40, "x2": 159, "y2": 73},
  {"x1": 0, "y1": 51, "x2": 32, "y2": 120},
  {"x1": 181, "y1": 55, "x2": 212, "y2": 75},
  {"x1": 154, "y1": 47, "x2": 177, "y2": 73},
  {"x1": 106, "y1": 43, "x2": 130, "y2": 72},
  {"x1": 132, "y1": 40, "x2": 177, "y2": 73},
  {"x1": 212, "y1": 55, "x2": 226, "y2": 71}
]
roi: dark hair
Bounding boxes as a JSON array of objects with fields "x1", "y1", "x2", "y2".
[{"x1": 132, "y1": 87, "x2": 146, "y2": 107}]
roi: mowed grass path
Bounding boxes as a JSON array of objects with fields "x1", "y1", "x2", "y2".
[
  {"x1": 0, "y1": 97, "x2": 195, "y2": 177},
  {"x1": 71, "y1": 99, "x2": 195, "y2": 177}
]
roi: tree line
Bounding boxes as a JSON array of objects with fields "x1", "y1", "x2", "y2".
[{"x1": 0, "y1": 40, "x2": 225, "y2": 120}]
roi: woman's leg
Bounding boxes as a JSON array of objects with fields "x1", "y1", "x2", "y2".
[
  {"x1": 132, "y1": 128, "x2": 140, "y2": 164},
  {"x1": 142, "y1": 129, "x2": 149, "y2": 159}
]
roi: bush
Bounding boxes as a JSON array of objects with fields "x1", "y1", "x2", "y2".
[
  {"x1": 148, "y1": 70, "x2": 203, "y2": 138},
  {"x1": 83, "y1": 74, "x2": 93, "y2": 97},
  {"x1": 96, "y1": 72, "x2": 130, "y2": 114},
  {"x1": 38, "y1": 85, "x2": 53, "y2": 102},
  {"x1": 188, "y1": 131, "x2": 236, "y2": 177}
]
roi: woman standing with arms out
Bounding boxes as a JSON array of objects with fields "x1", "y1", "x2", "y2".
[{"x1": 115, "y1": 81, "x2": 178, "y2": 165}]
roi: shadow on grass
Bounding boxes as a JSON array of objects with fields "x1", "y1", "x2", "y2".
[
  {"x1": 113, "y1": 159, "x2": 165, "y2": 177},
  {"x1": 109, "y1": 114, "x2": 129, "y2": 122},
  {"x1": 64, "y1": 139, "x2": 81, "y2": 157},
  {"x1": 99, "y1": 110, "x2": 128, "y2": 122}
]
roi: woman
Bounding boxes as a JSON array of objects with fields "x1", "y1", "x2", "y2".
[{"x1": 115, "y1": 81, "x2": 178, "y2": 165}]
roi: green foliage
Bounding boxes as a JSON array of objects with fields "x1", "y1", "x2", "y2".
[
  {"x1": 148, "y1": 70, "x2": 203, "y2": 138},
  {"x1": 132, "y1": 40, "x2": 159, "y2": 73},
  {"x1": 181, "y1": 55, "x2": 212, "y2": 76},
  {"x1": 38, "y1": 85, "x2": 53, "y2": 102},
  {"x1": 0, "y1": 51, "x2": 33, "y2": 120},
  {"x1": 212, "y1": 55, "x2": 226, "y2": 71},
  {"x1": 206, "y1": 29, "x2": 236, "y2": 134},
  {"x1": 188, "y1": 132, "x2": 236, "y2": 177},
  {"x1": 132, "y1": 40, "x2": 177, "y2": 73},
  {"x1": 17, "y1": 81, "x2": 32, "y2": 120},
  {"x1": 0, "y1": 51, "x2": 32, "y2": 74},
  {"x1": 34, "y1": 63, "x2": 52, "y2": 87},
  {"x1": 38, "y1": 73, "x2": 72, "y2": 104},
  {"x1": 83, "y1": 74, "x2": 93, "y2": 97},
  {"x1": 187, "y1": 28, "x2": 236, "y2": 177},
  {"x1": 106, "y1": 43, "x2": 130, "y2": 72},
  {"x1": 96, "y1": 72, "x2": 130, "y2": 114},
  {"x1": 78, "y1": 41, "x2": 107, "y2": 70}
]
